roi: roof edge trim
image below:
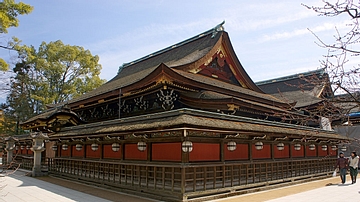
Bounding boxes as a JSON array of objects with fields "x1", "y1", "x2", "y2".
[{"x1": 118, "y1": 21, "x2": 226, "y2": 72}]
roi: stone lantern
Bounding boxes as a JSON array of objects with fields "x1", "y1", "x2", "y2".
[
  {"x1": 4, "y1": 136, "x2": 17, "y2": 164},
  {"x1": 30, "y1": 132, "x2": 48, "y2": 177}
]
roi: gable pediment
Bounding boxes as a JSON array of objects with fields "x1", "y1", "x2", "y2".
[{"x1": 175, "y1": 32, "x2": 262, "y2": 93}]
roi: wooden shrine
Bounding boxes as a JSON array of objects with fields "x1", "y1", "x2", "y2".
[{"x1": 11, "y1": 22, "x2": 350, "y2": 201}]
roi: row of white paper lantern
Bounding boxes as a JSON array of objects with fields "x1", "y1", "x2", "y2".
[
  {"x1": 253, "y1": 142, "x2": 343, "y2": 151},
  {"x1": 52, "y1": 141, "x2": 347, "y2": 153},
  {"x1": 15, "y1": 145, "x2": 31, "y2": 150}
]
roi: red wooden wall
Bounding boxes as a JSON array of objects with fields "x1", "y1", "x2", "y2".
[
  {"x1": 61, "y1": 147, "x2": 70, "y2": 157},
  {"x1": 224, "y1": 143, "x2": 249, "y2": 160},
  {"x1": 291, "y1": 145, "x2": 305, "y2": 157},
  {"x1": 51, "y1": 142, "x2": 336, "y2": 160},
  {"x1": 328, "y1": 148, "x2": 337, "y2": 157},
  {"x1": 252, "y1": 144, "x2": 271, "y2": 159},
  {"x1": 189, "y1": 143, "x2": 220, "y2": 161},
  {"x1": 124, "y1": 144, "x2": 147, "y2": 160},
  {"x1": 152, "y1": 143, "x2": 181, "y2": 162},
  {"x1": 318, "y1": 145, "x2": 328, "y2": 157},
  {"x1": 274, "y1": 145, "x2": 290, "y2": 158},
  {"x1": 103, "y1": 144, "x2": 121, "y2": 159},
  {"x1": 86, "y1": 144, "x2": 101, "y2": 158},
  {"x1": 306, "y1": 145, "x2": 317, "y2": 157},
  {"x1": 72, "y1": 145, "x2": 84, "y2": 157}
]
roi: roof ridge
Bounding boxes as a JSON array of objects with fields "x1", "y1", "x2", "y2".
[
  {"x1": 256, "y1": 68, "x2": 326, "y2": 86},
  {"x1": 118, "y1": 21, "x2": 225, "y2": 73}
]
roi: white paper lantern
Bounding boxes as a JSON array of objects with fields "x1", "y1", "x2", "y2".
[
  {"x1": 227, "y1": 141, "x2": 237, "y2": 151},
  {"x1": 91, "y1": 143, "x2": 99, "y2": 151},
  {"x1": 308, "y1": 144, "x2": 315, "y2": 151},
  {"x1": 277, "y1": 143, "x2": 285, "y2": 151},
  {"x1": 137, "y1": 141, "x2": 146, "y2": 152},
  {"x1": 255, "y1": 142, "x2": 263, "y2": 150},
  {"x1": 181, "y1": 141, "x2": 193, "y2": 153},
  {"x1": 62, "y1": 144, "x2": 68, "y2": 151},
  {"x1": 112, "y1": 143, "x2": 120, "y2": 152},
  {"x1": 75, "y1": 144, "x2": 83, "y2": 151}
]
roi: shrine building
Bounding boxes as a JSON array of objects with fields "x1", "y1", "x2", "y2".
[{"x1": 5, "y1": 22, "x2": 350, "y2": 201}]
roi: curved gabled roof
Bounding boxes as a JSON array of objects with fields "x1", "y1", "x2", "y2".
[
  {"x1": 113, "y1": 28, "x2": 221, "y2": 80},
  {"x1": 68, "y1": 23, "x2": 267, "y2": 106},
  {"x1": 68, "y1": 25, "x2": 224, "y2": 106}
]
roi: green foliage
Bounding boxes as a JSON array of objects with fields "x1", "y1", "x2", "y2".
[
  {"x1": 16, "y1": 40, "x2": 106, "y2": 106},
  {"x1": 0, "y1": 0, "x2": 33, "y2": 34},
  {"x1": 0, "y1": 103, "x2": 26, "y2": 136},
  {"x1": 0, "y1": 58, "x2": 8, "y2": 71},
  {"x1": 1, "y1": 40, "x2": 106, "y2": 135},
  {"x1": 0, "y1": 0, "x2": 32, "y2": 71}
]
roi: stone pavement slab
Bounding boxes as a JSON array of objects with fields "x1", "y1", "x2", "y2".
[
  {"x1": 212, "y1": 175, "x2": 359, "y2": 202},
  {"x1": 0, "y1": 170, "x2": 155, "y2": 202},
  {"x1": 0, "y1": 170, "x2": 110, "y2": 202},
  {"x1": 266, "y1": 178, "x2": 359, "y2": 202}
]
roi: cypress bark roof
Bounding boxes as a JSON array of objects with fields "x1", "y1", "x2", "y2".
[
  {"x1": 51, "y1": 108, "x2": 348, "y2": 141},
  {"x1": 256, "y1": 69, "x2": 331, "y2": 108}
]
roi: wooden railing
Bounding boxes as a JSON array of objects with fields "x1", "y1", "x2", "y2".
[
  {"x1": 48, "y1": 157, "x2": 335, "y2": 201},
  {"x1": 14, "y1": 155, "x2": 34, "y2": 170}
]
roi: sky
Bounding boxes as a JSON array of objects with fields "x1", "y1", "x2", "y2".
[{"x1": 0, "y1": 0, "x2": 354, "y2": 103}]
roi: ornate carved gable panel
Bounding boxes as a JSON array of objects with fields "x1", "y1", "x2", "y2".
[
  {"x1": 189, "y1": 44, "x2": 248, "y2": 89},
  {"x1": 197, "y1": 50, "x2": 241, "y2": 86}
]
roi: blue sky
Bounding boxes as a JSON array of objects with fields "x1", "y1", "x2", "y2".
[{"x1": 0, "y1": 0, "x2": 353, "y2": 103}]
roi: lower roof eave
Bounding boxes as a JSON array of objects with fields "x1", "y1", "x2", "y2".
[{"x1": 50, "y1": 108, "x2": 349, "y2": 141}]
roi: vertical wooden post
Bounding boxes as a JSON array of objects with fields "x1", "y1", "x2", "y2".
[
  {"x1": 181, "y1": 167, "x2": 186, "y2": 198},
  {"x1": 182, "y1": 149, "x2": 189, "y2": 163},
  {"x1": 289, "y1": 144, "x2": 293, "y2": 158},
  {"x1": 304, "y1": 143, "x2": 307, "y2": 158},
  {"x1": 120, "y1": 142, "x2": 125, "y2": 160},
  {"x1": 249, "y1": 142, "x2": 253, "y2": 161},
  {"x1": 83, "y1": 144, "x2": 87, "y2": 158},
  {"x1": 220, "y1": 140, "x2": 224, "y2": 162},
  {"x1": 147, "y1": 142, "x2": 152, "y2": 162},
  {"x1": 100, "y1": 144, "x2": 104, "y2": 159},
  {"x1": 271, "y1": 143, "x2": 275, "y2": 160},
  {"x1": 69, "y1": 144, "x2": 73, "y2": 157}
]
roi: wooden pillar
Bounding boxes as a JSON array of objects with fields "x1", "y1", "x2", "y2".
[
  {"x1": 120, "y1": 142, "x2": 125, "y2": 160},
  {"x1": 54, "y1": 144, "x2": 58, "y2": 158},
  {"x1": 271, "y1": 142, "x2": 275, "y2": 160},
  {"x1": 249, "y1": 142, "x2": 253, "y2": 161},
  {"x1": 289, "y1": 143, "x2": 293, "y2": 158},
  {"x1": 100, "y1": 143, "x2": 104, "y2": 159},
  {"x1": 316, "y1": 144, "x2": 319, "y2": 157},
  {"x1": 83, "y1": 144, "x2": 87, "y2": 158},
  {"x1": 304, "y1": 143, "x2": 307, "y2": 158},
  {"x1": 147, "y1": 142, "x2": 152, "y2": 162},
  {"x1": 69, "y1": 144, "x2": 73, "y2": 157},
  {"x1": 220, "y1": 140, "x2": 224, "y2": 162}
]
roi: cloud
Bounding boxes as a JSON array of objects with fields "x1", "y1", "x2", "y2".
[
  {"x1": 88, "y1": 19, "x2": 222, "y2": 80},
  {"x1": 259, "y1": 20, "x2": 351, "y2": 42},
  {"x1": 228, "y1": 10, "x2": 314, "y2": 32},
  {"x1": 220, "y1": 1, "x2": 317, "y2": 33}
]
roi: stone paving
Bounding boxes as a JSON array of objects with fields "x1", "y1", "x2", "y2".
[
  {"x1": 213, "y1": 175, "x2": 359, "y2": 202},
  {"x1": 0, "y1": 168, "x2": 359, "y2": 202},
  {"x1": 0, "y1": 170, "x2": 154, "y2": 202}
]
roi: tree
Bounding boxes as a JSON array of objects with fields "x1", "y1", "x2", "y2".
[
  {"x1": 304, "y1": 0, "x2": 360, "y2": 113},
  {"x1": 16, "y1": 40, "x2": 106, "y2": 106},
  {"x1": 0, "y1": 0, "x2": 33, "y2": 71},
  {"x1": 0, "y1": 40, "x2": 106, "y2": 135}
]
